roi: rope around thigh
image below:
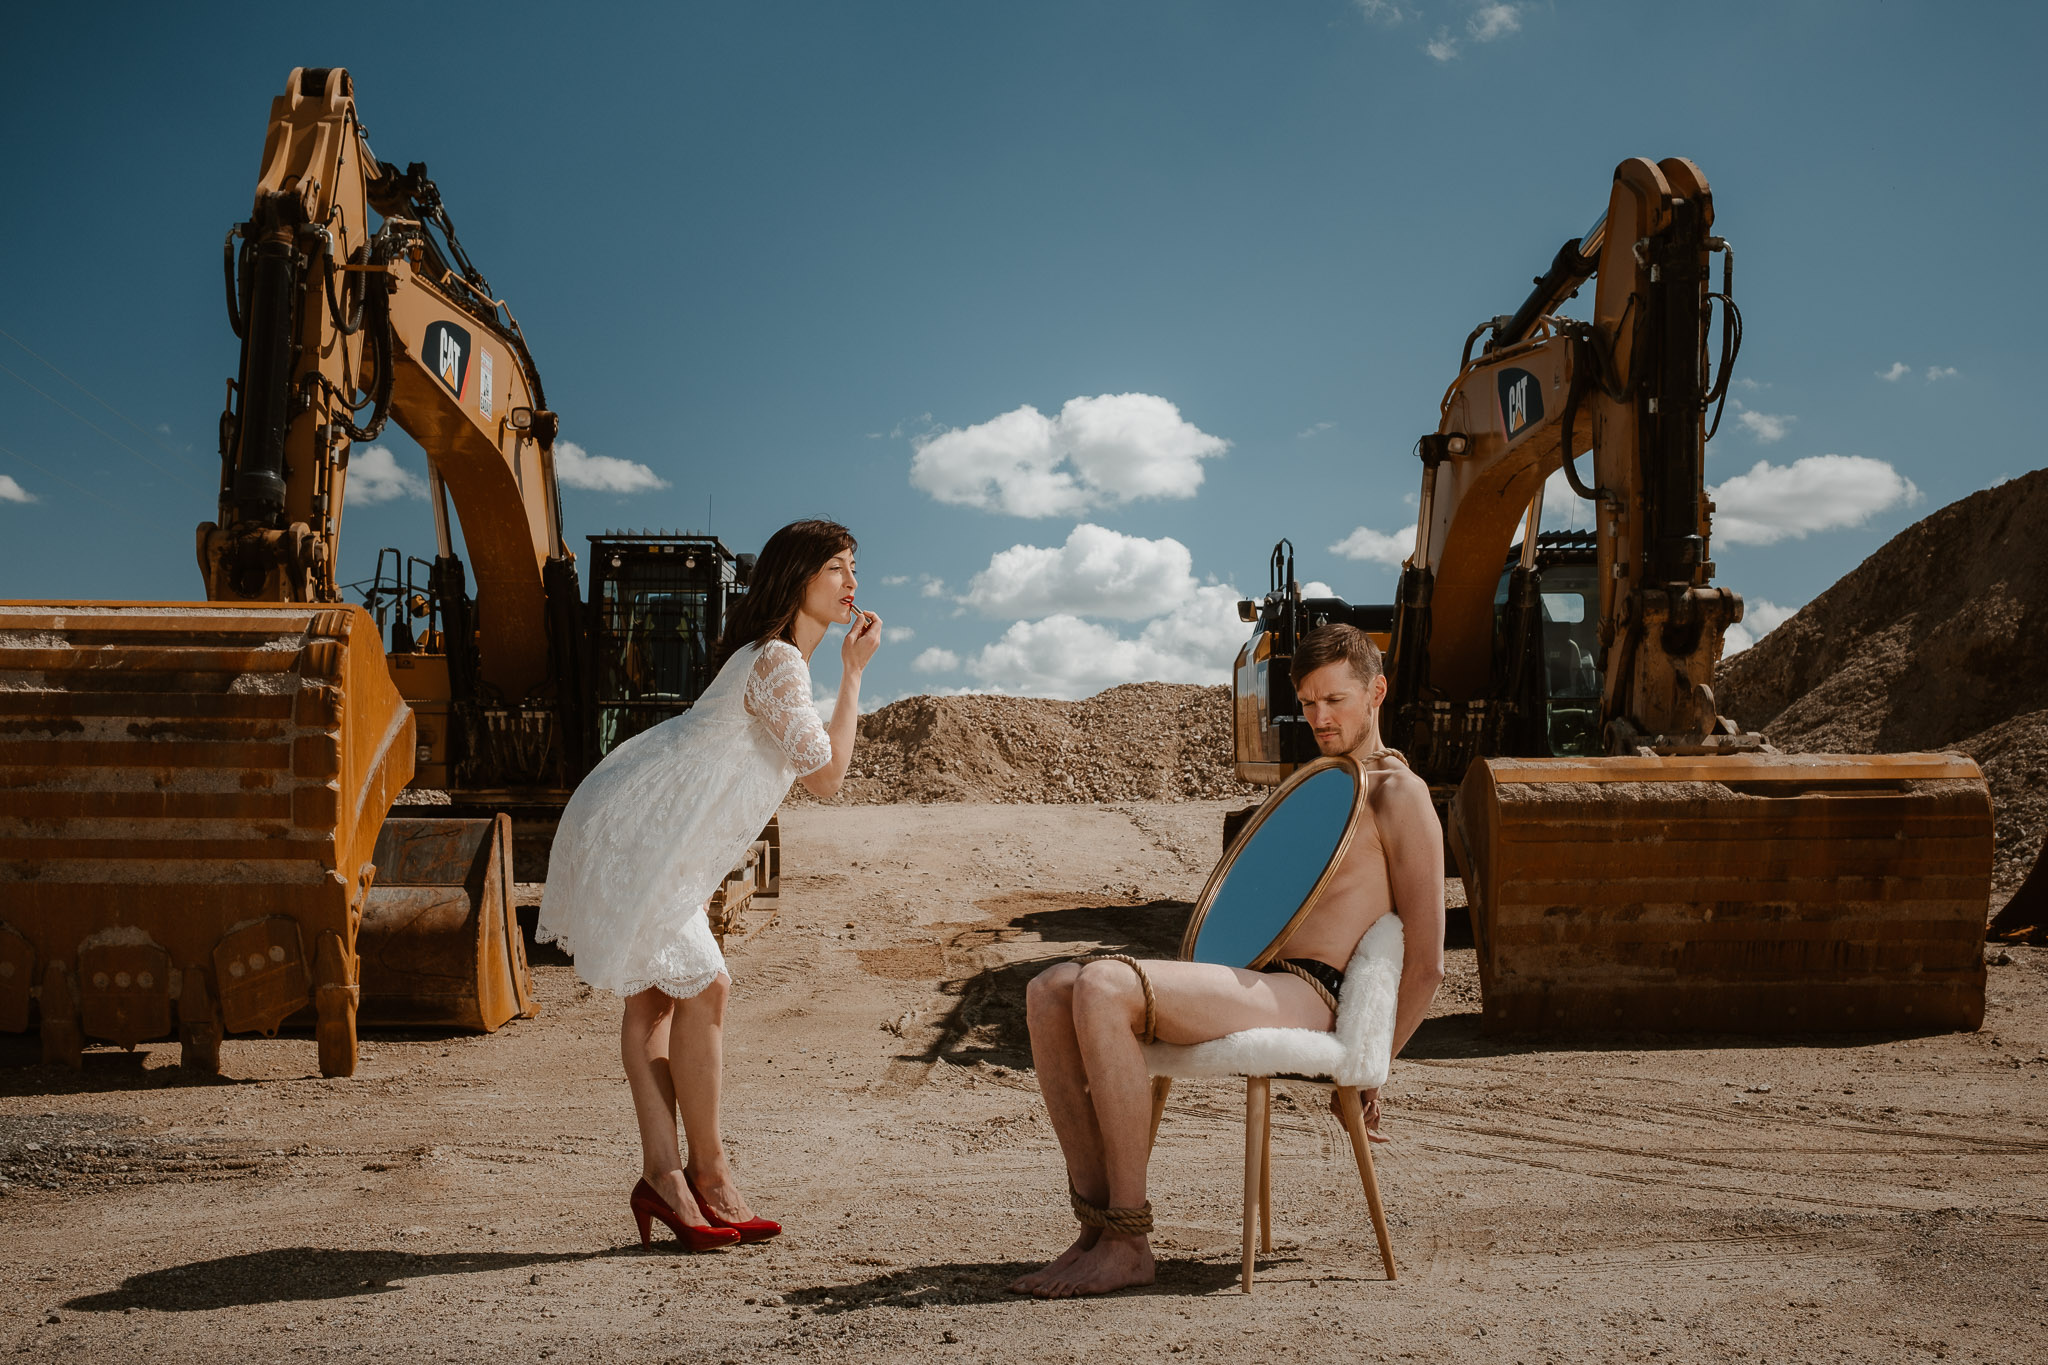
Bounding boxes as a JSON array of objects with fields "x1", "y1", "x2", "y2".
[{"x1": 1076, "y1": 953, "x2": 1158, "y2": 1045}]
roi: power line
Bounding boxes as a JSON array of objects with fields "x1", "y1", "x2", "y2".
[
  {"x1": 0, "y1": 324, "x2": 203, "y2": 467},
  {"x1": 0, "y1": 358, "x2": 203, "y2": 491},
  {"x1": 0, "y1": 438, "x2": 118, "y2": 509}
]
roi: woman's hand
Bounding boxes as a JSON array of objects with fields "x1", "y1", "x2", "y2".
[
  {"x1": 802, "y1": 612, "x2": 882, "y2": 799},
  {"x1": 842, "y1": 609, "x2": 883, "y2": 674}
]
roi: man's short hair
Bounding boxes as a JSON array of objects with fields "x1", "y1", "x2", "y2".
[{"x1": 1290, "y1": 623, "x2": 1384, "y2": 690}]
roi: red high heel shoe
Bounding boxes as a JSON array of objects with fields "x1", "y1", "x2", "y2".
[
  {"x1": 686, "y1": 1171, "x2": 783, "y2": 1243},
  {"x1": 631, "y1": 1178, "x2": 741, "y2": 1251}
]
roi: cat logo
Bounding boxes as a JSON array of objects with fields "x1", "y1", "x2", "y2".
[
  {"x1": 1495, "y1": 366, "x2": 1544, "y2": 442},
  {"x1": 424, "y1": 321, "x2": 472, "y2": 400}
]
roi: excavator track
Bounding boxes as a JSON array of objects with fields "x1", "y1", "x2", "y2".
[{"x1": 1449, "y1": 753, "x2": 1995, "y2": 1034}]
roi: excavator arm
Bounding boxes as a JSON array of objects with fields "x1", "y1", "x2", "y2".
[
  {"x1": 200, "y1": 66, "x2": 571, "y2": 715},
  {"x1": 1394, "y1": 157, "x2": 1744, "y2": 766}
]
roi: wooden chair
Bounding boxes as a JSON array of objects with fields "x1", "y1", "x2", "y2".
[{"x1": 1141, "y1": 913, "x2": 1403, "y2": 1291}]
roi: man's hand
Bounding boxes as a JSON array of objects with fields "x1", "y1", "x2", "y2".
[{"x1": 1330, "y1": 1086, "x2": 1389, "y2": 1143}]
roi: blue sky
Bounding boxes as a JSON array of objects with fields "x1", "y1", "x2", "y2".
[{"x1": 2, "y1": 2, "x2": 2041, "y2": 707}]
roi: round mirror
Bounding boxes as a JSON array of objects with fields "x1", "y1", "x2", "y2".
[{"x1": 1179, "y1": 755, "x2": 1366, "y2": 967}]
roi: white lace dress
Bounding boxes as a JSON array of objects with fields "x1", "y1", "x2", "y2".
[{"x1": 536, "y1": 640, "x2": 832, "y2": 1001}]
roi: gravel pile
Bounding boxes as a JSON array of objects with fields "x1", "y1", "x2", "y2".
[
  {"x1": 798, "y1": 682, "x2": 1263, "y2": 806},
  {"x1": 1717, "y1": 466, "x2": 2048, "y2": 900}
]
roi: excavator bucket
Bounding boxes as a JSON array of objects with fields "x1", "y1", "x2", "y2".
[
  {"x1": 356, "y1": 814, "x2": 536, "y2": 1030},
  {"x1": 0, "y1": 602, "x2": 412, "y2": 1076},
  {"x1": 1449, "y1": 753, "x2": 1995, "y2": 1035}
]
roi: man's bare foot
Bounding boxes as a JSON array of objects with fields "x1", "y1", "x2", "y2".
[
  {"x1": 1029, "y1": 1232, "x2": 1155, "y2": 1298},
  {"x1": 1007, "y1": 1227, "x2": 1101, "y2": 1294}
]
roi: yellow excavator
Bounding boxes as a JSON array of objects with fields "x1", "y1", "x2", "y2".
[
  {"x1": 1233, "y1": 157, "x2": 1994, "y2": 1033},
  {"x1": 0, "y1": 68, "x2": 772, "y2": 1077}
]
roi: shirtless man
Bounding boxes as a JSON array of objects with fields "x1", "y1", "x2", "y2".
[{"x1": 1009, "y1": 623, "x2": 1445, "y2": 1298}]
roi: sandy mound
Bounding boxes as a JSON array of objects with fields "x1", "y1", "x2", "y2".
[
  {"x1": 800, "y1": 682, "x2": 1262, "y2": 806},
  {"x1": 1717, "y1": 466, "x2": 2048, "y2": 897}
]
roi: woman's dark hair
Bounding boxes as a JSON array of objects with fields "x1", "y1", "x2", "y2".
[{"x1": 712, "y1": 519, "x2": 857, "y2": 672}]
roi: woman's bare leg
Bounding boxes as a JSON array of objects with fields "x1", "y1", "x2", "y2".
[
  {"x1": 1009, "y1": 963, "x2": 1104, "y2": 1293},
  {"x1": 669, "y1": 973, "x2": 759, "y2": 1221},
  {"x1": 622, "y1": 988, "x2": 712, "y2": 1226}
]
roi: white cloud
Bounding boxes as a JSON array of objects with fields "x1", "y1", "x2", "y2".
[
  {"x1": 1469, "y1": 2, "x2": 1521, "y2": 40},
  {"x1": 879, "y1": 575, "x2": 910, "y2": 587},
  {"x1": 1877, "y1": 361, "x2": 1911, "y2": 382},
  {"x1": 912, "y1": 647, "x2": 961, "y2": 674},
  {"x1": 1330, "y1": 524, "x2": 1416, "y2": 566},
  {"x1": 1540, "y1": 466, "x2": 1598, "y2": 531},
  {"x1": 961, "y1": 524, "x2": 1197, "y2": 622},
  {"x1": 963, "y1": 585, "x2": 1247, "y2": 698},
  {"x1": 919, "y1": 575, "x2": 948, "y2": 599},
  {"x1": 347, "y1": 445, "x2": 428, "y2": 505},
  {"x1": 1353, "y1": 0, "x2": 1403, "y2": 21},
  {"x1": 1709, "y1": 454, "x2": 1921, "y2": 545},
  {"x1": 552, "y1": 440, "x2": 668, "y2": 494},
  {"x1": 909, "y1": 393, "x2": 1227, "y2": 518},
  {"x1": 0, "y1": 474, "x2": 34, "y2": 504},
  {"x1": 1733, "y1": 377, "x2": 1766, "y2": 392},
  {"x1": 1426, "y1": 28, "x2": 1459, "y2": 59},
  {"x1": 1297, "y1": 421, "x2": 1336, "y2": 440},
  {"x1": 1300, "y1": 581, "x2": 1337, "y2": 599},
  {"x1": 1722, "y1": 597, "x2": 1801, "y2": 656},
  {"x1": 1734, "y1": 409, "x2": 1795, "y2": 443},
  {"x1": 882, "y1": 626, "x2": 915, "y2": 643},
  {"x1": 1926, "y1": 365, "x2": 1959, "y2": 381}
]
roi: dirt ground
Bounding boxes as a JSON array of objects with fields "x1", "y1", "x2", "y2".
[{"x1": 4, "y1": 801, "x2": 2046, "y2": 1364}]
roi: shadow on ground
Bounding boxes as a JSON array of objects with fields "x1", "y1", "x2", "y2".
[
  {"x1": 909, "y1": 895, "x2": 1190, "y2": 1069},
  {"x1": 63, "y1": 1244, "x2": 641, "y2": 1312},
  {"x1": 1401, "y1": 1011, "x2": 1955, "y2": 1059},
  {"x1": 780, "y1": 1252, "x2": 1250, "y2": 1310}
]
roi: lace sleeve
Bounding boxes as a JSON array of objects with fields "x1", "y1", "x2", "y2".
[{"x1": 743, "y1": 643, "x2": 834, "y2": 778}]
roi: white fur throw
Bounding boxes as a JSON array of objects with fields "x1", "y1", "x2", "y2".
[{"x1": 1141, "y1": 912, "x2": 1404, "y2": 1090}]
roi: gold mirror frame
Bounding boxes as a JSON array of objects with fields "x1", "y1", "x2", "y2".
[{"x1": 1176, "y1": 754, "x2": 1367, "y2": 967}]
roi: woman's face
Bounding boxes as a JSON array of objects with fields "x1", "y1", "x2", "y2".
[{"x1": 799, "y1": 549, "x2": 858, "y2": 627}]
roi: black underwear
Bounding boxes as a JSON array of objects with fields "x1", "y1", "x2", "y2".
[{"x1": 1260, "y1": 957, "x2": 1345, "y2": 1010}]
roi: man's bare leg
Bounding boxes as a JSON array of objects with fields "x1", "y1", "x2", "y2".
[
  {"x1": 1009, "y1": 962, "x2": 1104, "y2": 1293},
  {"x1": 1029, "y1": 958, "x2": 1163, "y2": 1297},
  {"x1": 1017, "y1": 959, "x2": 1335, "y2": 1297}
]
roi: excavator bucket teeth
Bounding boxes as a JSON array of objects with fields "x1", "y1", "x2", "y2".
[
  {"x1": 1450, "y1": 753, "x2": 1995, "y2": 1035},
  {"x1": 0, "y1": 602, "x2": 412, "y2": 1075},
  {"x1": 357, "y1": 814, "x2": 536, "y2": 1030}
]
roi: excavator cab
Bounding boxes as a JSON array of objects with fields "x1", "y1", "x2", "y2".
[
  {"x1": 1490, "y1": 531, "x2": 1601, "y2": 758},
  {"x1": 585, "y1": 534, "x2": 748, "y2": 758}
]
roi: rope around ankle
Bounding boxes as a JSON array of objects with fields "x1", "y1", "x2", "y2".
[
  {"x1": 1078, "y1": 953, "x2": 1158, "y2": 1044},
  {"x1": 1070, "y1": 1184, "x2": 1155, "y2": 1235}
]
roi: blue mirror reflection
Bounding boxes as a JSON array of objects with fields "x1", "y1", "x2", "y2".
[{"x1": 1189, "y1": 766, "x2": 1359, "y2": 967}]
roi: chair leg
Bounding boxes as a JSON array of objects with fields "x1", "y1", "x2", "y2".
[
  {"x1": 1335, "y1": 1085, "x2": 1398, "y2": 1281},
  {"x1": 1242, "y1": 1076, "x2": 1269, "y2": 1292},
  {"x1": 1260, "y1": 1099, "x2": 1273, "y2": 1253},
  {"x1": 1147, "y1": 1075, "x2": 1173, "y2": 1153}
]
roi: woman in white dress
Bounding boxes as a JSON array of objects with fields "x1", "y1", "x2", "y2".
[{"x1": 537, "y1": 520, "x2": 880, "y2": 1250}]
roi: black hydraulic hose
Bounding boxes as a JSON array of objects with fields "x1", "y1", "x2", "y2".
[
  {"x1": 222, "y1": 228, "x2": 245, "y2": 339},
  {"x1": 337, "y1": 274, "x2": 393, "y2": 444},
  {"x1": 1559, "y1": 329, "x2": 1606, "y2": 503}
]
